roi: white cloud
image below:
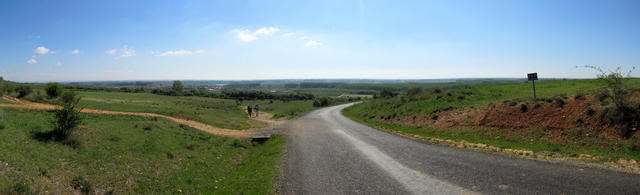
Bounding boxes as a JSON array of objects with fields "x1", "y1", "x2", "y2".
[
  {"x1": 234, "y1": 26, "x2": 280, "y2": 41},
  {"x1": 56, "y1": 61, "x2": 62, "y2": 67},
  {"x1": 305, "y1": 40, "x2": 322, "y2": 47},
  {"x1": 72, "y1": 50, "x2": 80, "y2": 54},
  {"x1": 119, "y1": 45, "x2": 136, "y2": 58},
  {"x1": 27, "y1": 58, "x2": 37, "y2": 64},
  {"x1": 254, "y1": 27, "x2": 280, "y2": 35},
  {"x1": 107, "y1": 45, "x2": 136, "y2": 59},
  {"x1": 283, "y1": 33, "x2": 296, "y2": 38},
  {"x1": 157, "y1": 49, "x2": 205, "y2": 56},
  {"x1": 236, "y1": 30, "x2": 258, "y2": 41},
  {"x1": 34, "y1": 46, "x2": 50, "y2": 55}
]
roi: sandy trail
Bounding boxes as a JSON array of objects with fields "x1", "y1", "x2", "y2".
[{"x1": 0, "y1": 96, "x2": 280, "y2": 138}]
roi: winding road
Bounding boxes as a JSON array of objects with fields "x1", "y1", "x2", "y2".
[{"x1": 281, "y1": 103, "x2": 640, "y2": 194}]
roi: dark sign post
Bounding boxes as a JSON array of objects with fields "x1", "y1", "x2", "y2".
[{"x1": 527, "y1": 73, "x2": 538, "y2": 99}]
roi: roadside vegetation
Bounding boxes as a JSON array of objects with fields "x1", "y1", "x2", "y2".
[
  {"x1": 0, "y1": 108, "x2": 285, "y2": 194},
  {"x1": 344, "y1": 76, "x2": 640, "y2": 161}
]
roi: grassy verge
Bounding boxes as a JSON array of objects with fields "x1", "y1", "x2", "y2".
[
  {"x1": 343, "y1": 107, "x2": 640, "y2": 161},
  {"x1": 0, "y1": 108, "x2": 285, "y2": 194},
  {"x1": 343, "y1": 78, "x2": 640, "y2": 161}
]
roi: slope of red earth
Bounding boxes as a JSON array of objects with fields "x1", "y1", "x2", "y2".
[{"x1": 393, "y1": 91, "x2": 640, "y2": 142}]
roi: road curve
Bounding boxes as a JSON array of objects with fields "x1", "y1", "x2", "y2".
[{"x1": 281, "y1": 103, "x2": 640, "y2": 194}]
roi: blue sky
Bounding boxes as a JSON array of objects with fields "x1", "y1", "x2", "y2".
[{"x1": 1, "y1": 0, "x2": 639, "y2": 82}]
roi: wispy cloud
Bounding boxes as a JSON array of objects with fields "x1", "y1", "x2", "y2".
[
  {"x1": 27, "y1": 58, "x2": 37, "y2": 64},
  {"x1": 283, "y1": 33, "x2": 296, "y2": 38},
  {"x1": 157, "y1": 49, "x2": 204, "y2": 56},
  {"x1": 233, "y1": 26, "x2": 280, "y2": 41},
  {"x1": 107, "y1": 45, "x2": 136, "y2": 59},
  {"x1": 72, "y1": 50, "x2": 80, "y2": 55},
  {"x1": 305, "y1": 40, "x2": 322, "y2": 47}
]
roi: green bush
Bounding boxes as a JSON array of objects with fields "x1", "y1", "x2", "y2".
[
  {"x1": 71, "y1": 176, "x2": 92, "y2": 194},
  {"x1": 61, "y1": 91, "x2": 77, "y2": 104},
  {"x1": 45, "y1": 82, "x2": 64, "y2": 98},
  {"x1": 15, "y1": 85, "x2": 31, "y2": 98},
  {"x1": 51, "y1": 97, "x2": 83, "y2": 140}
]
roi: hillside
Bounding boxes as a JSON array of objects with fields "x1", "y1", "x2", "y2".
[{"x1": 344, "y1": 79, "x2": 640, "y2": 161}]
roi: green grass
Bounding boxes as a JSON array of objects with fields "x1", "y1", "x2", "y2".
[
  {"x1": 351, "y1": 79, "x2": 640, "y2": 119},
  {"x1": 242, "y1": 100, "x2": 315, "y2": 119},
  {"x1": 344, "y1": 78, "x2": 640, "y2": 161},
  {"x1": 73, "y1": 91, "x2": 262, "y2": 130},
  {"x1": 0, "y1": 97, "x2": 14, "y2": 104},
  {"x1": 0, "y1": 108, "x2": 285, "y2": 194}
]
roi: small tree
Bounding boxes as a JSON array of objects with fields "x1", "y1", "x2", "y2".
[
  {"x1": 52, "y1": 96, "x2": 82, "y2": 140},
  {"x1": 45, "y1": 83, "x2": 64, "y2": 98},
  {"x1": 61, "y1": 91, "x2": 77, "y2": 104},
  {"x1": 379, "y1": 89, "x2": 396, "y2": 99},
  {"x1": 581, "y1": 65, "x2": 638, "y2": 137},
  {"x1": 15, "y1": 85, "x2": 31, "y2": 98},
  {"x1": 407, "y1": 87, "x2": 423, "y2": 96},
  {"x1": 173, "y1": 80, "x2": 184, "y2": 93}
]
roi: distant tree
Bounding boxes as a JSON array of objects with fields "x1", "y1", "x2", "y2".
[
  {"x1": 379, "y1": 89, "x2": 396, "y2": 99},
  {"x1": 45, "y1": 83, "x2": 64, "y2": 98},
  {"x1": 61, "y1": 91, "x2": 77, "y2": 104},
  {"x1": 15, "y1": 85, "x2": 32, "y2": 98},
  {"x1": 407, "y1": 87, "x2": 423, "y2": 96},
  {"x1": 173, "y1": 80, "x2": 184, "y2": 93}
]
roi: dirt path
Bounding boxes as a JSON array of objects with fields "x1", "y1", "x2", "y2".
[{"x1": 0, "y1": 96, "x2": 279, "y2": 138}]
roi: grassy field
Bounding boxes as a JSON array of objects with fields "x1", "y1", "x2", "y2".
[
  {"x1": 0, "y1": 108, "x2": 285, "y2": 194},
  {"x1": 73, "y1": 91, "x2": 262, "y2": 130},
  {"x1": 344, "y1": 78, "x2": 640, "y2": 160},
  {"x1": 241, "y1": 100, "x2": 315, "y2": 119}
]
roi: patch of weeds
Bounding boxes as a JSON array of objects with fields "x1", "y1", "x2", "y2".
[
  {"x1": 554, "y1": 98, "x2": 566, "y2": 108},
  {"x1": 186, "y1": 143, "x2": 197, "y2": 151},
  {"x1": 574, "y1": 93, "x2": 586, "y2": 100},
  {"x1": 576, "y1": 118, "x2": 584, "y2": 125},
  {"x1": 0, "y1": 122, "x2": 5, "y2": 130},
  {"x1": 432, "y1": 114, "x2": 439, "y2": 120},
  {"x1": 596, "y1": 90, "x2": 609, "y2": 102},
  {"x1": 533, "y1": 103, "x2": 541, "y2": 109},
  {"x1": 166, "y1": 152, "x2": 175, "y2": 159},
  {"x1": 508, "y1": 101, "x2": 517, "y2": 107},
  {"x1": 179, "y1": 124, "x2": 188, "y2": 130},
  {"x1": 72, "y1": 176, "x2": 92, "y2": 194},
  {"x1": 109, "y1": 136, "x2": 121, "y2": 142},
  {"x1": 151, "y1": 117, "x2": 159, "y2": 121},
  {"x1": 142, "y1": 123, "x2": 153, "y2": 131},
  {"x1": 12, "y1": 181, "x2": 29, "y2": 194},
  {"x1": 519, "y1": 104, "x2": 528, "y2": 113},
  {"x1": 586, "y1": 108, "x2": 596, "y2": 116},
  {"x1": 232, "y1": 139, "x2": 248, "y2": 149},
  {"x1": 457, "y1": 95, "x2": 465, "y2": 100}
]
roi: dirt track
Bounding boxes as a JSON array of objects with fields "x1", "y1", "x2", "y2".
[{"x1": 0, "y1": 96, "x2": 277, "y2": 138}]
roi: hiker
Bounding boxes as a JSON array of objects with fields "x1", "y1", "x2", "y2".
[
  {"x1": 254, "y1": 104, "x2": 259, "y2": 117},
  {"x1": 247, "y1": 105, "x2": 253, "y2": 117}
]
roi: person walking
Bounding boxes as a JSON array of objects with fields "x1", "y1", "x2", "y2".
[
  {"x1": 254, "y1": 104, "x2": 260, "y2": 117},
  {"x1": 247, "y1": 105, "x2": 253, "y2": 117}
]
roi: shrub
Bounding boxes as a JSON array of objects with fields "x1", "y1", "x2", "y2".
[
  {"x1": 586, "y1": 108, "x2": 596, "y2": 116},
  {"x1": 407, "y1": 88, "x2": 422, "y2": 96},
  {"x1": 15, "y1": 85, "x2": 31, "y2": 98},
  {"x1": 61, "y1": 91, "x2": 77, "y2": 104},
  {"x1": 520, "y1": 104, "x2": 528, "y2": 113},
  {"x1": 313, "y1": 97, "x2": 330, "y2": 107},
  {"x1": 45, "y1": 82, "x2": 64, "y2": 98},
  {"x1": 379, "y1": 89, "x2": 396, "y2": 99},
  {"x1": 574, "y1": 93, "x2": 586, "y2": 100},
  {"x1": 433, "y1": 87, "x2": 443, "y2": 94},
  {"x1": 554, "y1": 98, "x2": 566, "y2": 108},
  {"x1": 51, "y1": 97, "x2": 82, "y2": 140},
  {"x1": 72, "y1": 176, "x2": 92, "y2": 194},
  {"x1": 143, "y1": 123, "x2": 153, "y2": 131},
  {"x1": 12, "y1": 181, "x2": 29, "y2": 194}
]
